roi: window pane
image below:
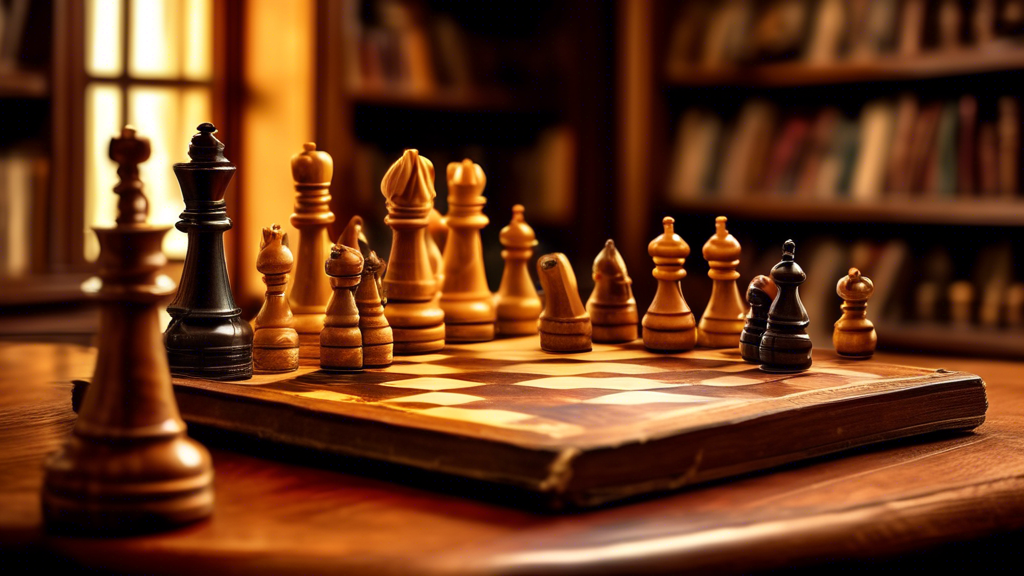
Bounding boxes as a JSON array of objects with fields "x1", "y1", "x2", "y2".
[
  {"x1": 85, "y1": 0, "x2": 124, "y2": 78},
  {"x1": 127, "y1": 85, "x2": 212, "y2": 259},
  {"x1": 84, "y1": 83, "x2": 124, "y2": 262},
  {"x1": 183, "y1": 0, "x2": 213, "y2": 80},
  {"x1": 129, "y1": 0, "x2": 180, "y2": 78}
]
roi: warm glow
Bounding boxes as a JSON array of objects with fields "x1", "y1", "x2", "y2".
[
  {"x1": 183, "y1": 0, "x2": 213, "y2": 80},
  {"x1": 129, "y1": 0, "x2": 179, "y2": 78},
  {"x1": 84, "y1": 84, "x2": 123, "y2": 262},
  {"x1": 85, "y1": 0, "x2": 124, "y2": 77}
]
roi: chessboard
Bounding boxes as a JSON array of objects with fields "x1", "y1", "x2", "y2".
[{"x1": 170, "y1": 337, "x2": 987, "y2": 508}]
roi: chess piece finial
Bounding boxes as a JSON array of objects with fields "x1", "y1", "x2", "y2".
[
  {"x1": 439, "y1": 158, "x2": 495, "y2": 342},
  {"x1": 739, "y1": 274, "x2": 778, "y2": 363},
  {"x1": 833, "y1": 267, "x2": 877, "y2": 358},
  {"x1": 289, "y1": 141, "x2": 337, "y2": 361},
  {"x1": 253, "y1": 224, "x2": 300, "y2": 373},
  {"x1": 642, "y1": 217, "x2": 696, "y2": 351},
  {"x1": 759, "y1": 240, "x2": 812, "y2": 372},
  {"x1": 697, "y1": 216, "x2": 747, "y2": 348},
  {"x1": 495, "y1": 205, "x2": 543, "y2": 336},
  {"x1": 340, "y1": 215, "x2": 368, "y2": 252},
  {"x1": 44, "y1": 126, "x2": 213, "y2": 532},
  {"x1": 537, "y1": 253, "x2": 592, "y2": 353},
  {"x1": 109, "y1": 125, "x2": 151, "y2": 224},
  {"x1": 586, "y1": 239, "x2": 638, "y2": 343},
  {"x1": 381, "y1": 150, "x2": 446, "y2": 354},
  {"x1": 321, "y1": 240, "x2": 364, "y2": 370},
  {"x1": 165, "y1": 122, "x2": 253, "y2": 380}
]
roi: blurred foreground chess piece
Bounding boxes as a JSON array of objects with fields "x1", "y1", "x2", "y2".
[
  {"x1": 289, "y1": 142, "x2": 336, "y2": 361},
  {"x1": 494, "y1": 205, "x2": 542, "y2": 336},
  {"x1": 833, "y1": 268, "x2": 877, "y2": 359},
  {"x1": 440, "y1": 159, "x2": 496, "y2": 342},
  {"x1": 340, "y1": 216, "x2": 393, "y2": 368},
  {"x1": 381, "y1": 150, "x2": 446, "y2": 354},
  {"x1": 697, "y1": 216, "x2": 746, "y2": 348},
  {"x1": 43, "y1": 126, "x2": 213, "y2": 532},
  {"x1": 642, "y1": 217, "x2": 696, "y2": 351},
  {"x1": 586, "y1": 239, "x2": 638, "y2": 343},
  {"x1": 537, "y1": 253, "x2": 592, "y2": 352},
  {"x1": 759, "y1": 240, "x2": 812, "y2": 373},
  {"x1": 164, "y1": 123, "x2": 252, "y2": 380},
  {"x1": 253, "y1": 225, "x2": 299, "y2": 373},
  {"x1": 321, "y1": 240, "x2": 364, "y2": 370},
  {"x1": 739, "y1": 275, "x2": 777, "y2": 363}
]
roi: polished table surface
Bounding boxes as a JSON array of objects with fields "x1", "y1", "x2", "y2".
[{"x1": 2, "y1": 340, "x2": 1023, "y2": 574}]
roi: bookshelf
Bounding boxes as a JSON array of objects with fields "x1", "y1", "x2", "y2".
[
  {"x1": 620, "y1": 0, "x2": 1024, "y2": 359},
  {"x1": 0, "y1": 68, "x2": 46, "y2": 97}
]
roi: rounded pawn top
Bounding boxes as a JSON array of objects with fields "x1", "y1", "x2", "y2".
[
  {"x1": 770, "y1": 239, "x2": 806, "y2": 284},
  {"x1": 257, "y1": 224, "x2": 294, "y2": 275},
  {"x1": 325, "y1": 242, "x2": 364, "y2": 278},
  {"x1": 500, "y1": 205, "x2": 538, "y2": 249},
  {"x1": 187, "y1": 122, "x2": 229, "y2": 163},
  {"x1": 837, "y1": 267, "x2": 874, "y2": 301},
  {"x1": 747, "y1": 274, "x2": 778, "y2": 303},
  {"x1": 648, "y1": 216, "x2": 690, "y2": 261},
  {"x1": 291, "y1": 140, "x2": 334, "y2": 184},
  {"x1": 703, "y1": 216, "x2": 741, "y2": 263}
]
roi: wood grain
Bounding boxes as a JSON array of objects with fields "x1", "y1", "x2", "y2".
[{"x1": 1, "y1": 342, "x2": 1023, "y2": 573}]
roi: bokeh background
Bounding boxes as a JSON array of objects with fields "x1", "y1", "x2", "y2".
[{"x1": 1, "y1": 0, "x2": 1022, "y2": 358}]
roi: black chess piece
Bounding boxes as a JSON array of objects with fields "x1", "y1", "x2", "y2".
[
  {"x1": 739, "y1": 274, "x2": 777, "y2": 363},
  {"x1": 759, "y1": 240, "x2": 812, "y2": 372},
  {"x1": 165, "y1": 123, "x2": 253, "y2": 380}
]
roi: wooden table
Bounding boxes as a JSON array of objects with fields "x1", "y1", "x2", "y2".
[{"x1": 2, "y1": 341, "x2": 1024, "y2": 574}]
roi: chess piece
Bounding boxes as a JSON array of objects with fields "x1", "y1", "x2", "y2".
[
  {"x1": 253, "y1": 224, "x2": 299, "y2": 373},
  {"x1": 321, "y1": 240, "x2": 364, "y2": 370},
  {"x1": 642, "y1": 217, "x2": 696, "y2": 352},
  {"x1": 440, "y1": 159, "x2": 496, "y2": 342},
  {"x1": 739, "y1": 275, "x2": 778, "y2": 363},
  {"x1": 537, "y1": 253, "x2": 592, "y2": 353},
  {"x1": 165, "y1": 123, "x2": 253, "y2": 380},
  {"x1": 833, "y1": 268, "x2": 877, "y2": 358},
  {"x1": 494, "y1": 205, "x2": 543, "y2": 336},
  {"x1": 586, "y1": 239, "x2": 638, "y2": 343},
  {"x1": 381, "y1": 149, "x2": 446, "y2": 354},
  {"x1": 340, "y1": 215, "x2": 393, "y2": 368},
  {"x1": 289, "y1": 142, "x2": 336, "y2": 361},
  {"x1": 428, "y1": 206, "x2": 448, "y2": 257},
  {"x1": 43, "y1": 126, "x2": 213, "y2": 532},
  {"x1": 697, "y1": 216, "x2": 747, "y2": 348},
  {"x1": 949, "y1": 280, "x2": 975, "y2": 326},
  {"x1": 759, "y1": 240, "x2": 812, "y2": 372}
]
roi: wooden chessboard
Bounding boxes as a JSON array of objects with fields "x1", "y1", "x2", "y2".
[{"x1": 171, "y1": 337, "x2": 987, "y2": 508}]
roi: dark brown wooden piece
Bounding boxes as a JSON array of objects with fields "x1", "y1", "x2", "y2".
[
  {"x1": 739, "y1": 274, "x2": 778, "y2": 363},
  {"x1": 759, "y1": 240, "x2": 813, "y2": 373}
]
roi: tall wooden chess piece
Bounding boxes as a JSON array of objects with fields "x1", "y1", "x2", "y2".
[
  {"x1": 642, "y1": 217, "x2": 696, "y2": 352},
  {"x1": 253, "y1": 224, "x2": 300, "y2": 373},
  {"x1": 833, "y1": 268, "x2": 877, "y2": 358},
  {"x1": 739, "y1": 275, "x2": 777, "y2": 363},
  {"x1": 322, "y1": 240, "x2": 364, "y2": 370},
  {"x1": 43, "y1": 126, "x2": 213, "y2": 532},
  {"x1": 494, "y1": 205, "x2": 542, "y2": 336},
  {"x1": 289, "y1": 142, "x2": 336, "y2": 361},
  {"x1": 381, "y1": 149, "x2": 446, "y2": 354},
  {"x1": 586, "y1": 239, "x2": 638, "y2": 343},
  {"x1": 538, "y1": 253, "x2": 592, "y2": 353},
  {"x1": 440, "y1": 159, "x2": 496, "y2": 342},
  {"x1": 697, "y1": 216, "x2": 747, "y2": 348},
  {"x1": 759, "y1": 240, "x2": 813, "y2": 372},
  {"x1": 340, "y1": 216, "x2": 393, "y2": 368},
  {"x1": 165, "y1": 123, "x2": 252, "y2": 380}
]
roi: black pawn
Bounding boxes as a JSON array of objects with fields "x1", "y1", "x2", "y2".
[
  {"x1": 165, "y1": 123, "x2": 253, "y2": 380},
  {"x1": 759, "y1": 240, "x2": 812, "y2": 372},
  {"x1": 739, "y1": 275, "x2": 777, "y2": 363}
]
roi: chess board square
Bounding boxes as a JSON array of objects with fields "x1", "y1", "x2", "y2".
[
  {"x1": 583, "y1": 391, "x2": 719, "y2": 405},
  {"x1": 380, "y1": 377, "x2": 483, "y2": 391},
  {"x1": 418, "y1": 407, "x2": 533, "y2": 426},
  {"x1": 384, "y1": 392, "x2": 482, "y2": 406},
  {"x1": 496, "y1": 362, "x2": 670, "y2": 376},
  {"x1": 286, "y1": 389, "x2": 361, "y2": 403},
  {"x1": 516, "y1": 376, "x2": 681, "y2": 391},
  {"x1": 700, "y1": 375, "x2": 764, "y2": 387}
]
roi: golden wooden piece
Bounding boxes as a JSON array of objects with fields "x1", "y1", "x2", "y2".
[
  {"x1": 537, "y1": 253, "x2": 592, "y2": 353},
  {"x1": 440, "y1": 159, "x2": 496, "y2": 342},
  {"x1": 380, "y1": 149, "x2": 446, "y2": 354},
  {"x1": 321, "y1": 241, "x2": 364, "y2": 370},
  {"x1": 42, "y1": 126, "x2": 213, "y2": 533},
  {"x1": 642, "y1": 217, "x2": 696, "y2": 351},
  {"x1": 253, "y1": 224, "x2": 299, "y2": 373},
  {"x1": 697, "y1": 216, "x2": 747, "y2": 348},
  {"x1": 340, "y1": 216, "x2": 393, "y2": 368},
  {"x1": 494, "y1": 205, "x2": 543, "y2": 336},
  {"x1": 586, "y1": 239, "x2": 638, "y2": 343},
  {"x1": 833, "y1": 268, "x2": 878, "y2": 359},
  {"x1": 289, "y1": 142, "x2": 336, "y2": 361}
]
